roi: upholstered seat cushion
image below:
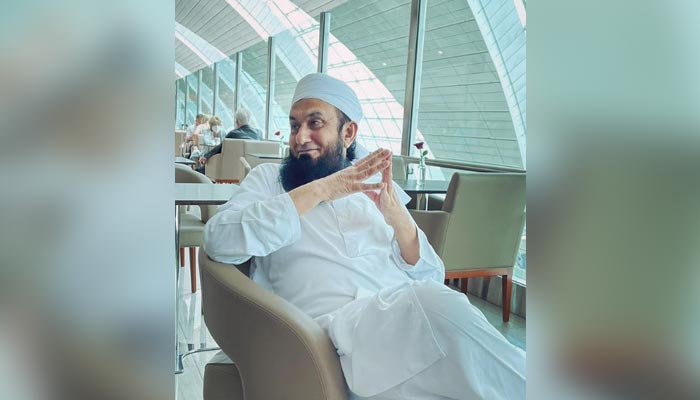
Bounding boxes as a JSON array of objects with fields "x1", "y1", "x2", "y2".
[
  {"x1": 203, "y1": 352, "x2": 243, "y2": 400},
  {"x1": 179, "y1": 212, "x2": 205, "y2": 247}
]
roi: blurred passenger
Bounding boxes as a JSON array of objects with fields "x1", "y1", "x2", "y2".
[
  {"x1": 184, "y1": 113, "x2": 207, "y2": 157},
  {"x1": 198, "y1": 108, "x2": 261, "y2": 167},
  {"x1": 204, "y1": 73, "x2": 525, "y2": 400}
]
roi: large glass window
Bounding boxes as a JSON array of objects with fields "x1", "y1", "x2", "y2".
[
  {"x1": 271, "y1": 25, "x2": 319, "y2": 138},
  {"x1": 216, "y1": 57, "x2": 237, "y2": 132},
  {"x1": 240, "y1": 41, "x2": 269, "y2": 136},
  {"x1": 186, "y1": 74, "x2": 197, "y2": 126},
  {"x1": 416, "y1": 0, "x2": 523, "y2": 169},
  {"x1": 328, "y1": 0, "x2": 411, "y2": 155},
  {"x1": 200, "y1": 65, "x2": 215, "y2": 116},
  {"x1": 176, "y1": 78, "x2": 186, "y2": 129}
]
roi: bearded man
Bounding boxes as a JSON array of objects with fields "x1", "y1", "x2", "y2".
[{"x1": 203, "y1": 73, "x2": 525, "y2": 400}]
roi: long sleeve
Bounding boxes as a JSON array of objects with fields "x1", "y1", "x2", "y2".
[
  {"x1": 390, "y1": 214, "x2": 445, "y2": 284},
  {"x1": 203, "y1": 164, "x2": 302, "y2": 264}
]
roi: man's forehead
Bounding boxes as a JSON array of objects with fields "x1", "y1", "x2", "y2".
[{"x1": 289, "y1": 98, "x2": 336, "y2": 119}]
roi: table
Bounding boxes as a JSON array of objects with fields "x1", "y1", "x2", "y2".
[
  {"x1": 394, "y1": 179, "x2": 450, "y2": 210},
  {"x1": 175, "y1": 156, "x2": 197, "y2": 165},
  {"x1": 174, "y1": 183, "x2": 238, "y2": 374}
]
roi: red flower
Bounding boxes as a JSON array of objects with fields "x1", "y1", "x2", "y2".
[
  {"x1": 274, "y1": 131, "x2": 281, "y2": 136},
  {"x1": 414, "y1": 141, "x2": 424, "y2": 150}
]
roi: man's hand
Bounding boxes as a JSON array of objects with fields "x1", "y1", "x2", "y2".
[
  {"x1": 289, "y1": 149, "x2": 390, "y2": 215},
  {"x1": 199, "y1": 156, "x2": 207, "y2": 165},
  {"x1": 364, "y1": 152, "x2": 420, "y2": 264},
  {"x1": 317, "y1": 148, "x2": 392, "y2": 202}
]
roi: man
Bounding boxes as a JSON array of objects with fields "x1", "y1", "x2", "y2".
[
  {"x1": 198, "y1": 108, "x2": 261, "y2": 167},
  {"x1": 184, "y1": 113, "x2": 207, "y2": 157},
  {"x1": 204, "y1": 73, "x2": 525, "y2": 399}
]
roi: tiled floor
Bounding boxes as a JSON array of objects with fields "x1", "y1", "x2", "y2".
[{"x1": 175, "y1": 249, "x2": 526, "y2": 400}]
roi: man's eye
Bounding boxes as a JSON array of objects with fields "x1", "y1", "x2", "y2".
[{"x1": 310, "y1": 120, "x2": 322, "y2": 127}]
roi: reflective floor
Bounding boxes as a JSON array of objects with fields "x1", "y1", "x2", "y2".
[{"x1": 176, "y1": 248, "x2": 526, "y2": 400}]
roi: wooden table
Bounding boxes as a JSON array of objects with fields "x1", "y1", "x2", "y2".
[
  {"x1": 174, "y1": 183, "x2": 238, "y2": 374},
  {"x1": 394, "y1": 179, "x2": 450, "y2": 210}
]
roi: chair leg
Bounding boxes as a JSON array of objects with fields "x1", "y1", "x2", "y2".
[
  {"x1": 502, "y1": 273, "x2": 512, "y2": 322},
  {"x1": 460, "y1": 278, "x2": 469, "y2": 294},
  {"x1": 189, "y1": 247, "x2": 197, "y2": 293},
  {"x1": 179, "y1": 247, "x2": 185, "y2": 267}
]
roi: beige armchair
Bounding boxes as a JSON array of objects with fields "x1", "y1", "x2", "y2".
[
  {"x1": 175, "y1": 164, "x2": 217, "y2": 293},
  {"x1": 409, "y1": 172, "x2": 525, "y2": 322},
  {"x1": 239, "y1": 157, "x2": 252, "y2": 179},
  {"x1": 205, "y1": 139, "x2": 280, "y2": 183},
  {"x1": 200, "y1": 253, "x2": 348, "y2": 400},
  {"x1": 391, "y1": 155, "x2": 408, "y2": 180},
  {"x1": 175, "y1": 130, "x2": 186, "y2": 157}
]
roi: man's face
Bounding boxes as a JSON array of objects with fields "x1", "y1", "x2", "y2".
[{"x1": 289, "y1": 98, "x2": 346, "y2": 161}]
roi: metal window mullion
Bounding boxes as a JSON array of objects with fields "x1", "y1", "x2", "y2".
[
  {"x1": 400, "y1": 0, "x2": 427, "y2": 156},
  {"x1": 265, "y1": 37, "x2": 276, "y2": 139},
  {"x1": 196, "y1": 70, "x2": 202, "y2": 116},
  {"x1": 233, "y1": 52, "x2": 242, "y2": 112},
  {"x1": 317, "y1": 12, "x2": 331, "y2": 73},
  {"x1": 212, "y1": 63, "x2": 219, "y2": 116},
  {"x1": 174, "y1": 80, "x2": 179, "y2": 128},
  {"x1": 185, "y1": 78, "x2": 191, "y2": 125}
]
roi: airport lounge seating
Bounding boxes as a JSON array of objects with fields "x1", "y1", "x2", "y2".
[
  {"x1": 200, "y1": 252, "x2": 348, "y2": 400},
  {"x1": 409, "y1": 172, "x2": 525, "y2": 322},
  {"x1": 205, "y1": 139, "x2": 279, "y2": 183}
]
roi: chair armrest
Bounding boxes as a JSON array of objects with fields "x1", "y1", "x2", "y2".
[
  {"x1": 200, "y1": 253, "x2": 348, "y2": 400},
  {"x1": 409, "y1": 210, "x2": 450, "y2": 257}
]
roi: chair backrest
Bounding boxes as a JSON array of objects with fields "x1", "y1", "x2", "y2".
[
  {"x1": 200, "y1": 253, "x2": 348, "y2": 400},
  {"x1": 239, "y1": 157, "x2": 252, "y2": 178},
  {"x1": 391, "y1": 155, "x2": 408, "y2": 180},
  {"x1": 441, "y1": 172, "x2": 526, "y2": 270},
  {"x1": 175, "y1": 164, "x2": 217, "y2": 222},
  {"x1": 175, "y1": 130, "x2": 185, "y2": 157},
  {"x1": 219, "y1": 139, "x2": 249, "y2": 181}
]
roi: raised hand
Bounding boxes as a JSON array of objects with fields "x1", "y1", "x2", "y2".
[
  {"x1": 363, "y1": 152, "x2": 409, "y2": 228},
  {"x1": 319, "y1": 148, "x2": 391, "y2": 202}
]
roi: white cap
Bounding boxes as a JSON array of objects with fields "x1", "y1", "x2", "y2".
[{"x1": 291, "y1": 73, "x2": 363, "y2": 123}]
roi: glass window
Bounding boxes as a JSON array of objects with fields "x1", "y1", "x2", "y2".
[
  {"x1": 200, "y1": 65, "x2": 215, "y2": 116},
  {"x1": 417, "y1": 0, "x2": 523, "y2": 169},
  {"x1": 240, "y1": 41, "x2": 269, "y2": 136},
  {"x1": 328, "y1": 0, "x2": 411, "y2": 155},
  {"x1": 216, "y1": 57, "x2": 237, "y2": 132},
  {"x1": 271, "y1": 25, "x2": 319, "y2": 139},
  {"x1": 176, "y1": 79, "x2": 186, "y2": 129},
  {"x1": 186, "y1": 74, "x2": 197, "y2": 126}
]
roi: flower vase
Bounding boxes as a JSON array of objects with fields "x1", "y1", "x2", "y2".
[{"x1": 417, "y1": 158, "x2": 427, "y2": 186}]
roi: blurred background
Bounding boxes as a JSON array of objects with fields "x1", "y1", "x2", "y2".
[{"x1": 0, "y1": 0, "x2": 698, "y2": 399}]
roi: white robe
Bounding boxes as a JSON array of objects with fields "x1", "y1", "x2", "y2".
[{"x1": 204, "y1": 163, "x2": 526, "y2": 399}]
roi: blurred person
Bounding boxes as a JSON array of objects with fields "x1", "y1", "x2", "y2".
[
  {"x1": 204, "y1": 73, "x2": 525, "y2": 400},
  {"x1": 184, "y1": 113, "x2": 207, "y2": 157},
  {"x1": 197, "y1": 108, "x2": 261, "y2": 167}
]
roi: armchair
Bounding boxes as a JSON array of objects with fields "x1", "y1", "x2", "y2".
[
  {"x1": 199, "y1": 252, "x2": 348, "y2": 400},
  {"x1": 409, "y1": 172, "x2": 525, "y2": 322}
]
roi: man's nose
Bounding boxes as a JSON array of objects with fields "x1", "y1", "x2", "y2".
[{"x1": 295, "y1": 125, "x2": 312, "y2": 145}]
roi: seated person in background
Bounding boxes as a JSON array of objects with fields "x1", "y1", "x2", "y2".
[
  {"x1": 204, "y1": 73, "x2": 525, "y2": 400},
  {"x1": 184, "y1": 113, "x2": 207, "y2": 157},
  {"x1": 193, "y1": 115, "x2": 222, "y2": 157},
  {"x1": 198, "y1": 107, "x2": 261, "y2": 167}
]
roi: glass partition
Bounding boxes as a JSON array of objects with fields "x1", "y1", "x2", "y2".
[
  {"x1": 186, "y1": 74, "x2": 198, "y2": 126},
  {"x1": 271, "y1": 25, "x2": 319, "y2": 138},
  {"x1": 328, "y1": 0, "x2": 411, "y2": 155},
  {"x1": 417, "y1": 0, "x2": 522, "y2": 168},
  {"x1": 176, "y1": 78, "x2": 186, "y2": 129},
  {"x1": 216, "y1": 57, "x2": 237, "y2": 131},
  {"x1": 240, "y1": 40, "x2": 269, "y2": 136},
  {"x1": 200, "y1": 65, "x2": 215, "y2": 116}
]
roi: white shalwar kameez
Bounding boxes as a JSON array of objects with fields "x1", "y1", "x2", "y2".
[{"x1": 204, "y1": 163, "x2": 526, "y2": 400}]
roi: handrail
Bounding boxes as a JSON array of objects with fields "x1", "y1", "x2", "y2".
[{"x1": 400, "y1": 156, "x2": 526, "y2": 173}]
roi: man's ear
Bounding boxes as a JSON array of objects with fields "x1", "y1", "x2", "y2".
[{"x1": 343, "y1": 121, "x2": 358, "y2": 148}]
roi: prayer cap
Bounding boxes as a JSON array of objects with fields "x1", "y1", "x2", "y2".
[{"x1": 292, "y1": 73, "x2": 363, "y2": 123}]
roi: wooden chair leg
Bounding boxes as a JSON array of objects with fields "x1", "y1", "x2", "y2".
[
  {"x1": 179, "y1": 247, "x2": 185, "y2": 267},
  {"x1": 502, "y1": 273, "x2": 512, "y2": 322},
  {"x1": 460, "y1": 278, "x2": 469, "y2": 294},
  {"x1": 189, "y1": 247, "x2": 197, "y2": 293}
]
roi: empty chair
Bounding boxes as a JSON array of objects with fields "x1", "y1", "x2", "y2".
[
  {"x1": 391, "y1": 155, "x2": 408, "y2": 180},
  {"x1": 409, "y1": 172, "x2": 525, "y2": 322},
  {"x1": 200, "y1": 252, "x2": 348, "y2": 400},
  {"x1": 175, "y1": 164, "x2": 217, "y2": 292}
]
